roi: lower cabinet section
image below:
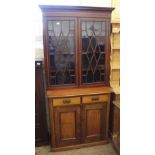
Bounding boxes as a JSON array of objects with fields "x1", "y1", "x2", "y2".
[
  {"x1": 54, "y1": 105, "x2": 81, "y2": 146},
  {"x1": 49, "y1": 93, "x2": 110, "y2": 151}
]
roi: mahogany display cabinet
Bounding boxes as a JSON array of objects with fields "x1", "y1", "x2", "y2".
[{"x1": 40, "y1": 5, "x2": 114, "y2": 151}]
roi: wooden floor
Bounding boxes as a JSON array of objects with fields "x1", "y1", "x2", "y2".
[{"x1": 35, "y1": 143, "x2": 117, "y2": 155}]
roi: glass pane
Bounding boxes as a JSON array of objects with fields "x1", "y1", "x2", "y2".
[
  {"x1": 68, "y1": 35, "x2": 74, "y2": 53},
  {"x1": 62, "y1": 21, "x2": 69, "y2": 36},
  {"x1": 70, "y1": 21, "x2": 74, "y2": 30},
  {"x1": 48, "y1": 20, "x2": 75, "y2": 85},
  {"x1": 48, "y1": 21, "x2": 53, "y2": 30},
  {"x1": 86, "y1": 22, "x2": 93, "y2": 36},
  {"x1": 81, "y1": 21, "x2": 106, "y2": 84},
  {"x1": 82, "y1": 22, "x2": 85, "y2": 30}
]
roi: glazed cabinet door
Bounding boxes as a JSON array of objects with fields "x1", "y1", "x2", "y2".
[
  {"x1": 54, "y1": 105, "x2": 81, "y2": 146},
  {"x1": 82, "y1": 102, "x2": 107, "y2": 143},
  {"x1": 45, "y1": 17, "x2": 78, "y2": 88},
  {"x1": 79, "y1": 19, "x2": 110, "y2": 86}
]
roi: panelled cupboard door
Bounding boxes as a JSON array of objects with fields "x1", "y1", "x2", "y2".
[
  {"x1": 54, "y1": 105, "x2": 81, "y2": 146},
  {"x1": 82, "y1": 102, "x2": 107, "y2": 143}
]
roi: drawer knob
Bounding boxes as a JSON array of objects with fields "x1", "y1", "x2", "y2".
[
  {"x1": 63, "y1": 100, "x2": 71, "y2": 104},
  {"x1": 92, "y1": 97, "x2": 99, "y2": 101}
]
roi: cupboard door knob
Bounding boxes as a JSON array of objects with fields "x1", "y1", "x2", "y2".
[
  {"x1": 92, "y1": 97, "x2": 99, "y2": 101},
  {"x1": 63, "y1": 100, "x2": 71, "y2": 104}
]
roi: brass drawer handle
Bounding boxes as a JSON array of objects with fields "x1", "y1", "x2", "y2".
[
  {"x1": 63, "y1": 99, "x2": 71, "y2": 104},
  {"x1": 91, "y1": 97, "x2": 99, "y2": 101}
]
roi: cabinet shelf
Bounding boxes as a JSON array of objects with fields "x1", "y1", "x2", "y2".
[
  {"x1": 49, "y1": 52, "x2": 75, "y2": 55},
  {"x1": 111, "y1": 67, "x2": 120, "y2": 70},
  {"x1": 111, "y1": 62, "x2": 120, "y2": 70},
  {"x1": 82, "y1": 72, "x2": 105, "y2": 76},
  {"x1": 50, "y1": 74, "x2": 76, "y2": 78},
  {"x1": 82, "y1": 52, "x2": 105, "y2": 54},
  {"x1": 81, "y1": 36, "x2": 105, "y2": 38},
  {"x1": 82, "y1": 69, "x2": 105, "y2": 73},
  {"x1": 111, "y1": 47, "x2": 120, "y2": 50},
  {"x1": 112, "y1": 28, "x2": 120, "y2": 34},
  {"x1": 51, "y1": 69, "x2": 75, "y2": 72},
  {"x1": 111, "y1": 48, "x2": 120, "y2": 51}
]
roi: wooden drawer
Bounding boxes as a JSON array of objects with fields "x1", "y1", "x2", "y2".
[
  {"x1": 53, "y1": 97, "x2": 80, "y2": 107},
  {"x1": 82, "y1": 95, "x2": 109, "y2": 104}
]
